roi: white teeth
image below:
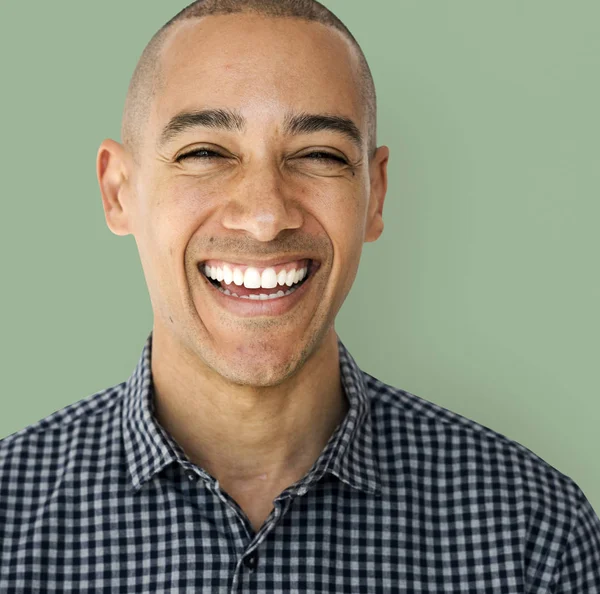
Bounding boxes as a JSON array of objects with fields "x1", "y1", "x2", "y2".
[
  {"x1": 261, "y1": 268, "x2": 278, "y2": 289},
  {"x1": 233, "y1": 268, "x2": 244, "y2": 286},
  {"x1": 216, "y1": 286, "x2": 299, "y2": 299},
  {"x1": 223, "y1": 264, "x2": 233, "y2": 285},
  {"x1": 243, "y1": 267, "x2": 261, "y2": 289},
  {"x1": 204, "y1": 261, "x2": 310, "y2": 289},
  {"x1": 285, "y1": 269, "x2": 295, "y2": 287}
]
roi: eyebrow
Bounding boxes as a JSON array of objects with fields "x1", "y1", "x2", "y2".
[{"x1": 157, "y1": 107, "x2": 364, "y2": 151}]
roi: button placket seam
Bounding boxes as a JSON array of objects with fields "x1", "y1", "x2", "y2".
[{"x1": 211, "y1": 479, "x2": 255, "y2": 541}]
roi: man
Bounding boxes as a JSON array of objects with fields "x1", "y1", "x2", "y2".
[{"x1": 1, "y1": 0, "x2": 599, "y2": 591}]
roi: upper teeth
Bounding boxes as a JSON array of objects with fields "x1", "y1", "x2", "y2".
[{"x1": 204, "y1": 263, "x2": 309, "y2": 289}]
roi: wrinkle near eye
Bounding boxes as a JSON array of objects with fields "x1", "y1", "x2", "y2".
[{"x1": 156, "y1": 150, "x2": 174, "y2": 164}]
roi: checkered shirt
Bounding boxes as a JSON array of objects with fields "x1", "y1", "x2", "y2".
[{"x1": 1, "y1": 330, "x2": 599, "y2": 592}]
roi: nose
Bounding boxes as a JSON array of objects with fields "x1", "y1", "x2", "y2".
[{"x1": 220, "y1": 160, "x2": 304, "y2": 242}]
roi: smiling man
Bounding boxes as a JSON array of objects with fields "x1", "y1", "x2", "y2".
[
  {"x1": 105, "y1": 0, "x2": 385, "y2": 539},
  {"x1": 1, "y1": 1, "x2": 600, "y2": 592}
]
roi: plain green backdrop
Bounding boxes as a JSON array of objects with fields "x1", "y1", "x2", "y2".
[{"x1": 0, "y1": 1, "x2": 598, "y2": 513}]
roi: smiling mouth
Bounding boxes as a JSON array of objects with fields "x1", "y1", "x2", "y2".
[{"x1": 199, "y1": 259, "x2": 318, "y2": 300}]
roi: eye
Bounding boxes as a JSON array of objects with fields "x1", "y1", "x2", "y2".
[
  {"x1": 176, "y1": 148, "x2": 348, "y2": 165},
  {"x1": 304, "y1": 151, "x2": 347, "y2": 164},
  {"x1": 176, "y1": 148, "x2": 223, "y2": 162}
]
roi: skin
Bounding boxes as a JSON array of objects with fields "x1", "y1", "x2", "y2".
[{"x1": 97, "y1": 13, "x2": 389, "y2": 533}]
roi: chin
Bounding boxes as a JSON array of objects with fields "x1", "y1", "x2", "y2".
[
  {"x1": 216, "y1": 359, "x2": 297, "y2": 388},
  {"x1": 212, "y1": 337, "x2": 306, "y2": 387}
]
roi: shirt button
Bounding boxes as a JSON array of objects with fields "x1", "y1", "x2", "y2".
[
  {"x1": 187, "y1": 472, "x2": 196, "y2": 481},
  {"x1": 244, "y1": 551, "x2": 258, "y2": 570}
]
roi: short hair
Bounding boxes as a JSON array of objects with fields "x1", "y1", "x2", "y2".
[{"x1": 121, "y1": 0, "x2": 377, "y2": 164}]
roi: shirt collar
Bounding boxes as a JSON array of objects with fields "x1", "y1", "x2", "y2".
[{"x1": 122, "y1": 331, "x2": 381, "y2": 496}]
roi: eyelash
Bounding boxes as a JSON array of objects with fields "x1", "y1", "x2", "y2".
[{"x1": 177, "y1": 148, "x2": 347, "y2": 164}]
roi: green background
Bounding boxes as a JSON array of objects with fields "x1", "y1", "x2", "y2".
[{"x1": 0, "y1": 2, "x2": 598, "y2": 512}]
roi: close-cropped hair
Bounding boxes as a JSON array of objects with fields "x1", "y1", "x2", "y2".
[{"x1": 121, "y1": 0, "x2": 377, "y2": 163}]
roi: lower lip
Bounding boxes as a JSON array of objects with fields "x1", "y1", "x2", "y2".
[{"x1": 199, "y1": 262, "x2": 320, "y2": 317}]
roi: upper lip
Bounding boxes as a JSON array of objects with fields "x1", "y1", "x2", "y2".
[{"x1": 198, "y1": 256, "x2": 318, "y2": 268}]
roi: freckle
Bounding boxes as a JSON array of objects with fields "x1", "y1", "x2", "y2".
[{"x1": 209, "y1": 237, "x2": 215, "y2": 243}]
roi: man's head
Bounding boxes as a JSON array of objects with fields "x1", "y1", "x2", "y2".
[
  {"x1": 121, "y1": 0, "x2": 379, "y2": 165},
  {"x1": 97, "y1": 0, "x2": 389, "y2": 388}
]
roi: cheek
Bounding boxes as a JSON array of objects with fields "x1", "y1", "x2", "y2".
[
  {"x1": 309, "y1": 191, "x2": 364, "y2": 294},
  {"x1": 325, "y1": 190, "x2": 365, "y2": 246},
  {"x1": 147, "y1": 181, "x2": 220, "y2": 249},
  {"x1": 161, "y1": 178, "x2": 216, "y2": 220}
]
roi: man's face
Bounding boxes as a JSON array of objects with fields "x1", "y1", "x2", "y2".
[{"x1": 105, "y1": 13, "x2": 388, "y2": 387}]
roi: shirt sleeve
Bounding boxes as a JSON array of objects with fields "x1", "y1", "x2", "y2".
[{"x1": 552, "y1": 486, "x2": 600, "y2": 593}]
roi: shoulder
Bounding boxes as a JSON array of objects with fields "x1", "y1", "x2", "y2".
[
  {"x1": 0, "y1": 381, "x2": 126, "y2": 475},
  {"x1": 364, "y1": 371, "x2": 584, "y2": 510},
  {"x1": 361, "y1": 370, "x2": 600, "y2": 587}
]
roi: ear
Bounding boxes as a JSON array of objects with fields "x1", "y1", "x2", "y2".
[
  {"x1": 96, "y1": 138, "x2": 134, "y2": 236},
  {"x1": 364, "y1": 145, "x2": 389, "y2": 243}
]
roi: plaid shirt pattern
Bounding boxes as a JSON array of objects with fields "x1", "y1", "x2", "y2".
[{"x1": 1, "y1": 330, "x2": 599, "y2": 592}]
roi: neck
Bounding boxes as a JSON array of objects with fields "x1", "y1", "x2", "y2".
[{"x1": 150, "y1": 325, "x2": 349, "y2": 493}]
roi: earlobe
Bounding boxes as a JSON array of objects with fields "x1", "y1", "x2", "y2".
[
  {"x1": 364, "y1": 146, "x2": 389, "y2": 243},
  {"x1": 96, "y1": 139, "x2": 133, "y2": 237},
  {"x1": 364, "y1": 217, "x2": 384, "y2": 243}
]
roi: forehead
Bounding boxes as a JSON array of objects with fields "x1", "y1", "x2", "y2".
[{"x1": 150, "y1": 13, "x2": 364, "y2": 141}]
